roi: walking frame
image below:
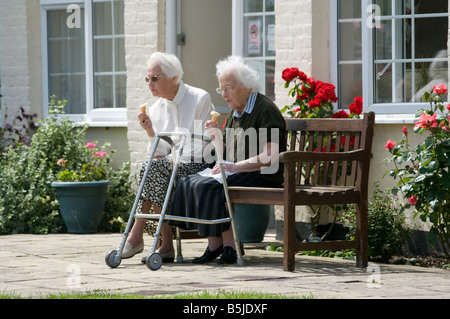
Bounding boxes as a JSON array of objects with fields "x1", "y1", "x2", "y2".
[{"x1": 105, "y1": 132, "x2": 244, "y2": 271}]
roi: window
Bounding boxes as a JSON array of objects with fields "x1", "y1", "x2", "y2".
[
  {"x1": 333, "y1": 0, "x2": 448, "y2": 114},
  {"x1": 92, "y1": 0, "x2": 126, "y2": 109},
  {"x1": 41, "y1": 0, "x2": 126, "y2": 125},
  {"x1": 47, "y1": 7, "x2": 87, "y2": 114},
  {"x1": 234, "y1": 0, "x2": 275, "y2": 101}
]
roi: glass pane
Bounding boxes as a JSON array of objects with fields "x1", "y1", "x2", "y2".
[
  {"x1": 414, "y1": 59, "x2": 448, "y2": 101},
  {"x1": 265, "y1": 60, "x2": 275, "y2": 101},
  {"x1": 115, "y1": 75, "x2": 127, "y2": 108},
  {"x1": 415, "y1": 17, "x2": 448, "y2": 59},
  {"x1": 374, "y1": 62, "x2": 391, "y2": 103},
  {"x1": 244, "y1": 16, "x2": 263, "y2": 57},
  {"x1": 94, "y1": 38, "x2": 113, "y2": 72},
  {"x1": 374, "y1": 0, "x2": 391, "y2": 16},
  {"x1": 246, "y1": 59, "x2": 264, "y2": 92},
  {"x1": 95, "y1": 75, "x2": 113, "y2": 108},
  {"x1": 339, "y1": 0, "x2": 361, "y2": 19},
  {"x1": 374, "y1": 19, "x2": 392, "y2": 60},
  {"x1": 265, "y1": 0, "x2": 274, "y2": 12},
  {"x1": 339, "y1": 64, "x2": 362, "y2": 108},
  {"x1": 115, "y1": 37, "x2": 126, "y2": 71},
  {"x1": 113, "y1": 0, "x2": 125, "y2": 34},
  {"x1": 339, "y1": 21, "x2": 362, "y2": 60},
  {"x1": 49, "y1": 75, "x2": 86, "y2": 114},
  {"x1": 49, "y1": 38, "x2": 85, "y2": 74},
  {"x1": 244, "y1": 0, "x2": 263, "y2": 13},
  {"x1": 93, "y1": 1, "x2": 112, "y2": 35},
  {"x1": 416, "y1": 0, "x2": 448, "y2": 14},
  {"x1": 265, "y1": 15, "x2": 275, "y2": 56}
]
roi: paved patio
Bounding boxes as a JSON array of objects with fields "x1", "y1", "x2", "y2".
[{"x1": 1, "y1": 233, "x2": 449, "y2": 300}]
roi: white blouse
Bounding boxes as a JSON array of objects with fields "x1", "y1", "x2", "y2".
[{"x1": 145, "y1": 81, "x2": 214, "y2": 161}]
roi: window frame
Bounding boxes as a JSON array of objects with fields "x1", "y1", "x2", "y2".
[
  {"x1": 40, "y1": 0, "x2": 127, "y2": 127},
  {"x1": 330, "y1": 0, "x2": 449, "y2": 120}
]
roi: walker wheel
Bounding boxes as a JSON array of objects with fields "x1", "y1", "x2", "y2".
[
  {"x1": 105, "y1": 250, "x2": 121, "y2": 268},
  {"x1": 146, "y1": 253, "x2": 162, "y2": 271}
]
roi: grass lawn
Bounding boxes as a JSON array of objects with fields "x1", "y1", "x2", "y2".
[{"x1": 0, "y1": 289, "x2": 314, "y2": 299}]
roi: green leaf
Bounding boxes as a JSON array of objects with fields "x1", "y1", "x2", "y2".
[{"x1": 415, "y1": 174, "x2": 426, "y2": 182}]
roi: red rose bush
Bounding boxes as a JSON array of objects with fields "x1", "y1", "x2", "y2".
[
  {"x1": 281, "y1": 67, "x2": 362, "y2": 119},
  {"x1": 383, "y1": 84, "x2": 450, "y2": 256}
]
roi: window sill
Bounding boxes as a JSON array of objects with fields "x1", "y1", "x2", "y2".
[
  {"x1": 374, "y1": 114, "x2": 417, "y2": 125},
  {"x1": 85, "y1": 108, "x2": 128, "y2": 127}
]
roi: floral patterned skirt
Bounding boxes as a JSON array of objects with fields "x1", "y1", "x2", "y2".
[{"x1": 136, "y1": 157, "x2": 210, "y2": 238}]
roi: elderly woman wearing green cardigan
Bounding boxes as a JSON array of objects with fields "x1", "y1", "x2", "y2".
[{"x1": 168, "y1": 56, "x2": 286, "y2": 265}]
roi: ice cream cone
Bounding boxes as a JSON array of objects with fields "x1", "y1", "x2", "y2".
[
  {"x1": 210, "y1": 111, "x2": 220, "y2": 123},
  {"x1": 140, "y1": 103, "x2": 147, "y2": 115}
]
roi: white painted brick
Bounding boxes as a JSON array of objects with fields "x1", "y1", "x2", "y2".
[{"x1": 124, "y1": 0, "x2": 162, "y2": 179}]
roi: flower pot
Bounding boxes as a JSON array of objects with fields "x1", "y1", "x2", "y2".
[
  {"x1": 234, "y1": 204, "x2": 271, "y2": 243},
  {"x1": 51, "y1": 181, "x2": 110, "y2": 234}
]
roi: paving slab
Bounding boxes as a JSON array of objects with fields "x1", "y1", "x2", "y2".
[{"x1": 1, "y1": 233, "x2": 449, "y2": 300}]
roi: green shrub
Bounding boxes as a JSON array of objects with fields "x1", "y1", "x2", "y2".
[
  {"x1": 0, "y1": 96, "x2": 134, "y2": 234},
  {"x1": 341, "y1": 183, "x2": 412, "y2": 262},
  {"x1": 100, "y1": 161, "x2": 135, "y2": 232}
]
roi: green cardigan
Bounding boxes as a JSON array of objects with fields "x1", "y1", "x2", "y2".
[{"x1": 223, "y1": 93, "x2": 286, "y2": 185}]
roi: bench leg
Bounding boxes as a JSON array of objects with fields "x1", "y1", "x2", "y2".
[{"x1": 283, "y1": 204, "x2": 296, "y2": 271}]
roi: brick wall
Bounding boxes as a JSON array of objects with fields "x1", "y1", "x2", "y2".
[
  {"x1": 274, "y1": 0, "x2": 313, "y2": 110},
  {"x1": 124, "y1": 0, "x2": 165, "y2": 179},
  {"x1": 0, "y1": 0, "x2": 32, "y2": 130}
]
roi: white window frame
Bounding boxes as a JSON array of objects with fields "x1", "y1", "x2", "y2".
[
  {"x1": 232, "y1": 0, "x2": 275, "y2": 98},
  {"x1": 331, "y1": 0, "x2": 449, "y2": 122},
  {"x1": 40, "y1": 0, "x2": 126, "y2": 127}
]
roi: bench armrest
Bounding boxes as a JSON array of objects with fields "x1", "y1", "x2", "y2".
[{"x1": 279, "y1": 149, "x2": 365, "y2": 163}]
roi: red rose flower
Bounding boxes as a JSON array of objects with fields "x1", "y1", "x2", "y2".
[
  {"x1": 402, "y1": 126, "x2": 408, "y2": 135},
  {"x1": 296, "y1": 91, "x2": 309, "y2": 101},
  {"x1": 415, "y1": 112, "x2": 438, "y2": 129},
  {"x1": 308, "y1": 97, "x2": 322, "y2": 108},
  {"x1": 282, "y1": 67, "x2": 299, "y2": 82},
  {"x1": 385, "y1": 139, "x2": 395, "y2": 150},
  {"x1": 408, "y1": 195, "x2": 417, "y2": 205},
  {"x1": 433, "y1": 83, "x2": 447, "y2": 95},
  {"x1": 332, "y1": 110, "x2": 349, "y2": 118},
  {"x1": 316, "y1": 83, "x2": 338, "y2": 103},
  {"x1": 300, "y1": 72, "x2": 308, "y2": 82},
  {"x1": 349, "y1": 96, "x2": 363, "y2": 115}
]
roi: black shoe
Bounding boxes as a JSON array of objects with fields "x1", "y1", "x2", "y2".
[
  {"x1": 217, "y1": 243, "x2": 245, "y2": 265},
  {"x1": 192, "y1": 245, "x2": 223, "y2": 264},
  {"x1": 217, "y1": 246, "x2": 237, "y2": 264}
]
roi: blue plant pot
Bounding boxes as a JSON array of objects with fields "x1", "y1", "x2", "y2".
[
  {"x1": 234, "y1": 204, "x2": 271, "y2": 243},
  {"x1": 51, "y1": 181, "x2": 110, "y2": 234}
]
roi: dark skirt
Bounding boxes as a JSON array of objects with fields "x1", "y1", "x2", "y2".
[{"x1": 168, "y1": 172, "x2": 280, "y2": 237}]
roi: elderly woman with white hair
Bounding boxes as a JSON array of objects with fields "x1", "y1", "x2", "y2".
[
  {"x1": 122, "y1": 52, "x2": 214, "y2": 261},
  {"x1": 168, "y1": 56, "x2": 286, "y2": 264}
]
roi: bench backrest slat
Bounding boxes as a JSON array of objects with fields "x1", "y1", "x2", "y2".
[{"x1": 284, "y1": 112, "x2": 375, "y2": 189}]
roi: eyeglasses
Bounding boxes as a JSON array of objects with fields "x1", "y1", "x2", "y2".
[
  {"x1": 145, "y1": 75, "x2": 164, "y2": 83},
  {"x1": 216, "y1": 86, "x2": 233, "y2": 95}
]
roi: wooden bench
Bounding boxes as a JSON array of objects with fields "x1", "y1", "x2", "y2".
[{"x1": 228, "y1": 112, "x2": 375, "y2": 271}]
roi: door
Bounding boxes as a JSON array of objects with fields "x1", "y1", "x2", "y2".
[{"x1": 179, "y1": 0, "x2": 232, "y2": 111}]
